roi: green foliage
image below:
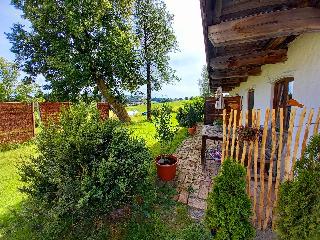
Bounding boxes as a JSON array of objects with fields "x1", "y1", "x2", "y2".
[
  {"x1": 134, "y1": 0, "x2": 179, "y2": 119},
  {"x1": 7, "y1": 0, "x2": 141, "y2": 120},
  {"x1": 176, "y1": 97, "x2": 204, "y2": 127},
  {"x1": 275, "y1": 134, "x2": 320, "y2": 240},
  {"x1": 0, "y1": 56, "x2": 43, "y2": 102},
  {"x1": 205, "y1": 158, "x2": 255, "y2": 240},
  {"x1": 18, "y1": 103, "x2": 151, "y2": 230},
  {"x1": 153, "y1": 103, "x2": 177, "y2": 152}
]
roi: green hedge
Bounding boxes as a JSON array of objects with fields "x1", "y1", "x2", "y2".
[
  {"x1": 205, "y1": 158, "x2": 255, "y2": 240},
  {"x1": 19, "y1": 103, "x2": 151, "y2": 222},
  {"x1": 275, "y1": 134, "x2": 320, "y2": 240}
]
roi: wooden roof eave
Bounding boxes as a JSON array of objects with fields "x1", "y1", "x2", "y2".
[{"x1": 208, "y1": 7, "x2": 320, "y2": 47}]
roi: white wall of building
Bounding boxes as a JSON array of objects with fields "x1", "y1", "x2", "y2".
[
  {"x1": 230, "y1": 32, "x2": 320, "y2": 123},
  {"x1": 230, "y1": 33, "x2": 320, "y2": 161}
]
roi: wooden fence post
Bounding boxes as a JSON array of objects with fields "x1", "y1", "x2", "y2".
[
  {"x1": 222, "y1": 109, "x2": 227, "y2": 162},
  {"x1": 225, "y1": 110, "x2": 234, "y2": 159},
  {"x1": 272, "y1": 108, "x2": 284, "y2": 229},
  {"x1": 313, "y1": 108, "x2": 320, "y2": 135},
  {"x1": 258, "y1": 108, "x2": 270, "y2": 229},
  {"x1": 301, "y1": 109, "x2": 314, "y2": 154},
  {"x1": 252, "y1": 109, "x2": 261, "y2": 223},
  {"x1": 290, "y1": 108, "x2": 306, "y2": 180},
  {"x1": 231, "y1": 110, "x2": 238, "y2": 158},
  {"x1": 284, "y1": 108, "x2": 296, "y2": 180},
  {"x1": 235, "y1": 111, "x2": 243, "y2": 162},
  {"x1": 263, "y1": 109, "x2": 277, "y2": 229},
  {"x1": 246, "y1": 109, "x2": 256, "y2": 196}
]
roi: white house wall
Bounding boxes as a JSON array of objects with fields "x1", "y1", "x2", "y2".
[
  {"x1": 230, "y1": 32, "x2": 320, "y2": 123},
  {"x1": 229, "y1": 33, "x2": 320, "y2": 161}
]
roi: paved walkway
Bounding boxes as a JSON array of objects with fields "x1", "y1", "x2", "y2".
[{"x1": 174, "y1": 124, "x2": 220, "y2": 220}]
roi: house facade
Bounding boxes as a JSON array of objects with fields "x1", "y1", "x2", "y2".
[{"x1": 200, "y1": 0, "x2": 320, "y2": 124}]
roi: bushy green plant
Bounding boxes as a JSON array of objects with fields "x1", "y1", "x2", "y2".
[
  {"x1": 176, "y1": 97, "x2": 204, "y2": 128},
  {"x1": 19, "y1": 103, "x2": 151, "y2": 223},
  {"x1": 275, "y1": 134, "x2": 320, "y2": 240},
  {"x1": 205, "y1": 158, "x2": 255, "y2": 240},
  {"x1": 153, "y1": 103, "x2": 177, "y2": 153}
]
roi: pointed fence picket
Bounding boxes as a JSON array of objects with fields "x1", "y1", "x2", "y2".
[{"x1": 221, "y1": 107, "x2": 319, "y2": 230}]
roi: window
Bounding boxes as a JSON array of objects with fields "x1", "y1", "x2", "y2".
[
  {"x1": 248, "y1": 89, "x2": 254, "y2": 126},
  {"x1": 273, "y1": 78, "x2": 294, "y2": 130}
]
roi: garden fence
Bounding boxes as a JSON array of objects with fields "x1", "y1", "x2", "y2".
[
  {"x1": 221, "y1": 107, "x2": 320, "y2": 230},
  {"x1": 0, "y1": 102, "x2": 110, "y2": 144},
  {"x1": 0, "y1": 102, "x2": 35, "y2": 144}
]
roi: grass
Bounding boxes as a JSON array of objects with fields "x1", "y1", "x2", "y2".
[{"x1": 0, "y1": 100, "x2": 209, "y2": 239}]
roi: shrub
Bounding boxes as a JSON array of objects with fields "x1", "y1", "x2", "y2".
[
  {"x1": 205, "y1": 158, "x2": 255, "y2": 240},
  {"x1": 275, "y1": 134, "x2": 320, "y2": 240},
  {"x1": 153, "y1": 103, "x2": 177, "y2": 152},
  {"x1": 176, "y1": 97, "x2": 204, "y2": 127},
  {"x1": 19, "y1": 103, "x2": 151, "y2": 222}
]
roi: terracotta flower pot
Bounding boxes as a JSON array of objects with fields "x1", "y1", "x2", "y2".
[
  {"x1": 155, "y1": 155, "x2": 177, "y2": 181},
  {"x1": 188, "y1": 126, "x2": 196, "y2": 135}
]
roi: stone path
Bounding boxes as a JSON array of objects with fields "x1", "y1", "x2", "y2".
[{"x1": 174, "y1": 124, "x2": 221, "y2": 220}]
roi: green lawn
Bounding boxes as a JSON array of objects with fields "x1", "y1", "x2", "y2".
[{"x1": 0, "y1": 100, "x2": 209, "y2": 239}]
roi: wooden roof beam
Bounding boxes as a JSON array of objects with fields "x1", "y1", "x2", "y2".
[
  {"x1": 210, "y1": 49, "x2": 287, "y2": 69},
  {"x1": 210, "y1": 66, "x2": 261, "y2": 79},
  {"x1": 208, "y1": 7, "x2": 320, "y2": 47}
]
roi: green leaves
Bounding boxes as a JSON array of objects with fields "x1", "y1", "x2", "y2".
[
  {"x1": 19, "y1": 103, "x2": 151, "y2": 226},
  {"x1": 176, "y1": 97, "x2": 204, "y2": 128},
  {"x1": 7, "y1": 0, "x2": 141, "y2": 102},
  {"x1": 0, "y1": 56, "x2": 42, "y2": 102},
  {"x1": 134, "y1": 0, "x2": 179, "y2": 89},
  {"x1": 153, "y1": 103, "x2": 177, "y2": 151},
  {"x1": 205, "y1": 158, "x2": 255, "y2": 240},
  {"x1": 275, "y1": 134, "x2": 320, "y2": 240}
]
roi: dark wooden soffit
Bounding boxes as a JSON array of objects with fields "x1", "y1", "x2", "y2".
[
  {"x1": 210, "y1": 49, "x2": 287, "y2": 70},
  {"x1": 210, "y1": 66, "x2": 261, "y2": 79},
  {"x1": 208, "y1": 7, "x2": 320, "y2": 47}
]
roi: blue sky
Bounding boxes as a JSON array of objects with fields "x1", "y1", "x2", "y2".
[{"x1": 0, "y1": 0, "x2": 206, "y2": 98}]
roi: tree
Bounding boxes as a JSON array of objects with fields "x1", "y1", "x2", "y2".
[
  {"x1": 0, "y1": 56, "x2": 42, "y2": 102},
  {"x1": 198, "y1": 65, "x2": 211, "y2": 97},
  {"x1": 7, "y1": 0, "x2": 142, "y2": 122},
  {"x1": 134, "y1": 0, "x2": 179, "y2": 121}
]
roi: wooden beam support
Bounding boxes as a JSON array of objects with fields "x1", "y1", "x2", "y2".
[
  {"x1": 208, "y1": 7, "x2": 320, "y2": 47},
  {"x1": 210, "y1": 49, "x2": 287, "y2": 69},
  {"x1": 210, "y1": 66, "x2": 261, "y2": 79},
  {"x1": 221, "y1": 0, "x2": 289, "y2": 16}
]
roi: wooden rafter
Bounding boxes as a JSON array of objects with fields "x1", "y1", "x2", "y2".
[
  {"x1": 210, "y1": 66, "x2": 261, "y2": 79},
  {"x1": 208, "y1": 7, "x2": 320, "y2": 47},
  {"x1": 221, "y1": 0, "x2": 289, "y2": 16},
  {"x1": 210, "y1": 49, "x2": 287, "y2": 69}
]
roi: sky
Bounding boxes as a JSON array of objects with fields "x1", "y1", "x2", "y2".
[{"x1": 0, "y1": 0, "x2": 206, "y2": 98}]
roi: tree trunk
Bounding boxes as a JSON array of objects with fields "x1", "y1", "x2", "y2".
[
  {"x1": 146, "y1": 62, "x2": 152, "y2": 121},
  {"x1": 96, "y1": 79, "x2": 131, "y2": 122}
]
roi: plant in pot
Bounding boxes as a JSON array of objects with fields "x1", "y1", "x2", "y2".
[
  {"x1": 176, "y1": 104, "x2": 198, "y2": 135},
  {"x1": 153, "y1": 104, "x2": 177, "y2": 181}
]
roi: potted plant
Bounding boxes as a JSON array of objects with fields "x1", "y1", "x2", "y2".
[
  {"x1": 153, "y1": 104, "x2": 177, "y2": 181},
  {"x1": 176, "y1": 104, "x2": 198, "y2": 135}
]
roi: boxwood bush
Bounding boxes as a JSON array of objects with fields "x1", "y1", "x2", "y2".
[
  {"x1": 19, "y1": 103, "x2": 151, "y2": 221},
  {"x1": 275, "y1": 134, "x2": 320, "y2": 240},
  {"x1": 205, "y1": 158, "x2": 255, "y2": 240}
]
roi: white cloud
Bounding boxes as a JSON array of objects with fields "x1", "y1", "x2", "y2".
[{"x1": 153, "y1": 0, "x2": 206, "y2": 98}]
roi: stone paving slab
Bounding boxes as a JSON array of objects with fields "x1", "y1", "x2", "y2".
[{"x1": 174, "y1": 124, "x2": 221, "y2": 220}]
